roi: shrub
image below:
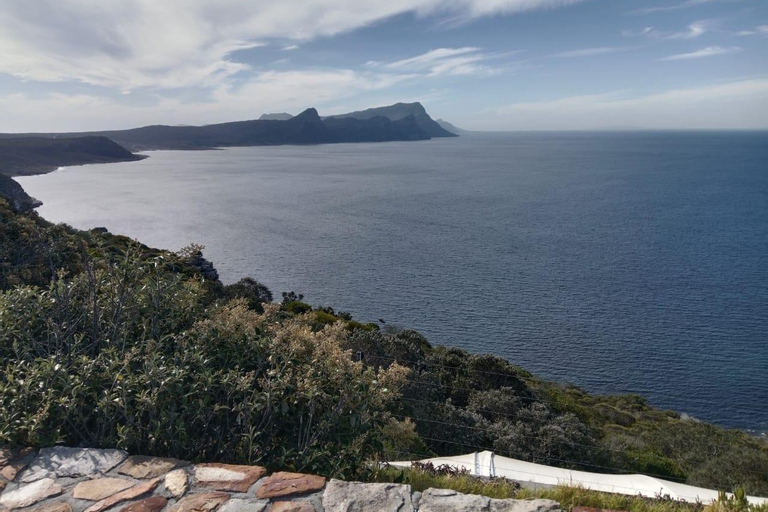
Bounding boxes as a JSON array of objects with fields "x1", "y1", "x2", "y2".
[{"x1": 0, "y1": 245, "x2": 408, "y2": 478}]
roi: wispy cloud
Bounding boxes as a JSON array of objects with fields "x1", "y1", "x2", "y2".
[
  {"x1": 623, "y1": 20, "x2": 713, "y2": 40},
  {"x1": 374, "y1": 47, "x2": 522, "y2": 76},
  {"x1": 738, "y1": 25, "x2": 768, "y2": 36},
  {"x1": 632, "y1": 0, "x2": 718, "y2": 15},
  {"x1": 659, "y1": 46, "x2": 740, "y2": 61},
  {"x1": 667, "y1": 21, "x2": 711, "y2": 39},
  {"x1": 0, "y1": 0, "x2": 586, "y2": 91},
  {"x1": 281, "y1": 45, "x2": 300, "y2": 51},
  {"x1": 549, "y1": 47, "x2": 626, "y2": 58}
]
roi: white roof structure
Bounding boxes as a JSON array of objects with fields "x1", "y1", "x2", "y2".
[{"x1": 388, "y1": 451, "x2": 768, "y2": 506}]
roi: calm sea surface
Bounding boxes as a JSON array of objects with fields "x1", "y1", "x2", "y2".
[{"x1": 18, "y1": 132, "x2": 768, "y2": 432}]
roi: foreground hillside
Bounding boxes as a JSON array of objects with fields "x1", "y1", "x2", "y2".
[{"x1": 0, "y1": 190, "x2": 766, "y2": 496}]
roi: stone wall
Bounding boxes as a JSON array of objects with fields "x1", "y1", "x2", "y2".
[{"x1": 0, "y1": 447, "x2": 562, "y2": 512}]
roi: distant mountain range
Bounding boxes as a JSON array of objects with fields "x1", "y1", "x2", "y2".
[
  {"x1": 0, "y1": 102, "x2": 457, "y2": 153},
  {"x1": 0, "y1": 102, "x2": 459, "y2": 177}
]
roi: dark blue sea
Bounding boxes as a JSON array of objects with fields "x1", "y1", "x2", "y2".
[{"x1": 18, "y1": 131, "x2": 768, "y2": 432}]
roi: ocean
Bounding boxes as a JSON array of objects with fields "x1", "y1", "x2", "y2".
[{"x1": 17, "y1": 131, "x2": 768, "y2": 432}]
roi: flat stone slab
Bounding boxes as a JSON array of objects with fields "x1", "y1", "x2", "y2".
[
  {"x1": 1, "y1": 447, "x2": 35, "y2": 481},
  {"x1": 269, "y1": 502, "x2": 316, "y2": 512},
  {"x1": 419, "y1": 488, "x2": 490, "y2": 512},
  {"x1": 21, "y1": 447, "x2": 127, "y2": 482},
  {"x1": 219, "y1": 497, "x2": 269, "y2": 512},
  {"x1": 84, "y1": 477, "x2": 160, "y2": 512},
  {"x1": 194, "y1": 463, "x2": 266, "y2": 492},
  {"x1": 119, "y1": 455, "x2": 186, "y2": 479},
  {"x1": 167, "y1": 492, "x2": 230, "y2": 512},
  {"x1": 420, "y1": 489, "x2": 562, "y2": 512},
  {"x1": 26, "y1": 502, "x2": 73, "y2": 512},
  {"x1": 73, "y1": 477, "x2": 136, "y2": 500},
  {"x1": 0, "y1": 477, "x2": 63, "y2": 509},
  {"x1": 256, "y1": 472, "x2": 326, "y2": 499},
  {"x1": 323, "y1": 479, "x2": 413, "y2": 512},
  {"x1": 165, "y1": 469, "x2": 190, "y2": 498},
  {"x1": 119, "y1": 496, "x2": 169, "y2": 512},
  {"x1": 492, "y1": 498, "x2": 561, "y2": 512}
]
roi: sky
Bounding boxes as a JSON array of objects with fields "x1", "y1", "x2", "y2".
[{"x1": 0, "y1": 0, "x2": 766, "y2": 132}]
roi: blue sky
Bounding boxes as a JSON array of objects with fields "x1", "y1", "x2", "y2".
[{"x1": 0, "y1": 0, "x2": 766, "y2": 131}]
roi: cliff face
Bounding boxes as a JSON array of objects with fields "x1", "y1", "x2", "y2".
[
  {"x1": 0, "y1": 174, "x2": 41, "y2": 211},
  {"x1": 330, "y1": 102, "x2": 458, "y2": 138},
  {"x1": 0, "y1": 136, "x2": 144, "y2": 176}
]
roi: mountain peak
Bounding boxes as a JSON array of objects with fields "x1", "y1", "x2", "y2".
[
  {"x1": 330, "y1": 102, "x2": 456, "y2": 138},
  {"x1": 293, "y1": 107, "x2": 321, "y2": 121}
]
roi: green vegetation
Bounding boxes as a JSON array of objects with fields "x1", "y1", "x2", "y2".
[
  {"x1": 372, "y1": 466, "x2": 702, "y2": 512},
  {"x1": 371, "y1": 467, "x2": 768, "y2": 512},
  {"x1": 1, "y1": 195, "x2": 767, "y2": 498}
]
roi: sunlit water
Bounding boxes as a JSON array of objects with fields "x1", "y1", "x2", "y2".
[{"x1": 18, "y1": 131, "x2": 768, "y2": 432}]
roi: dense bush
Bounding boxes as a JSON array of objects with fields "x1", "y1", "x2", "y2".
[
  {"x1": 0, "y1": 210, "x2": 407, "y2": 477},
  {"x1": 1, "y1": 197, "x2": 767, "y2": 494}
]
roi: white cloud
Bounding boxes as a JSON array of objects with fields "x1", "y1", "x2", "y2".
[
  {"x1": 486, "y1": 79, "x2": 768, "y2": 129},
  {"x1": 378, "y1": 47, "x2": 518, "y2": 76},
  {"x1": 659, "y1": 46, "x2": 740, "y2": 61},
  {"x1": 632, "y1": 0, "x2": 718, "y2": 15},
  {"x1": 549, "y1": 47, "x2": 626, "y2": 58},
  {"x1": 623, "y1": 20, "x2": 713, "y2": 40},
  {"x1": 281, "y1": 45, "x2": 300, "y2": 51},
  {"x1": 666, "y1": 21, "x2": 710, "y2": 39},
  {"x1": 0, "y1": 0, "x2": 584, "y2": 91},
  {"x1": 738, "y1": 25, "x2": 768, "y2": 36}
]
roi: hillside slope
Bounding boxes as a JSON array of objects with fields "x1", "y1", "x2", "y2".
[{"x1": 0, "y1": 136, "x2": 144, "y2": 176}]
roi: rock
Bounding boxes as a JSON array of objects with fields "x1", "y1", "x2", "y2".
[
  {"x1": 119, "y1": 455, "x2": 186, "y2": 479},
  {"x1": 119, "y1": 496, "x2": 169, "y2": 512},
  {"x1": 412, "y1": 491, "x2": 422, "y2": 510},
  {"x1": 21, "y1": 447, "x2": 127, "y2": 482},
  {"x1": 0, "y1": 478, "x2": 63, "y2": 509},
  {"x1": 26, "y1": 502, "x2": 74, "y2": 512},
  {"x1": 194, "y1": 463, "x2": 266, "y2": 493},
  {"x1": 322, "y1": 479, "x2": 413, "y2": 512},
  {"x1": 84, "y1": 477, "x2": 160, "y2": 512},
  {"x1": 0, "y1": 446, "x2": 34, "y2": 481},
  {"x1": 0, "y1": 480, "x2": 5, "y2": 492},
  {"x1": 492, "y1": 499, "x2": 561, "y2": 512},
  {"x1": 167, "y1": 492, "x2": 230, "y2": 512},
  {"x1": 165, "y1": 469, "x2": 190, "y2": 498},
  {"x1": 268, "y1": 502, "x2": 315, "y2": 512},
  {"x1": 419, "y1": 488, "x2": 490, "y2": 512},
  {"x1": 73, "y1": 477, "x2": 136, "y2": 500},
  {"x1": 219, "y1": 498, "x2": 269, "y2": 512},
  {"x1": 419, "y1": 489, "x2": 561, "y2": 512},
  {"x1": 256, "y1": 472, "x2": 326, "y2": 499}
]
